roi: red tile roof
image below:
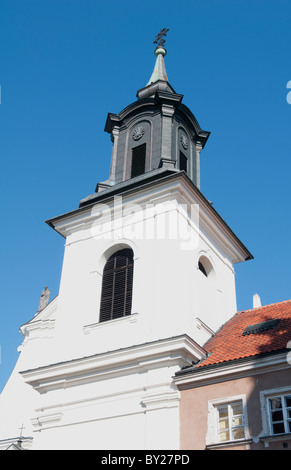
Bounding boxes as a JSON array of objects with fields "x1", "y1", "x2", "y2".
[{"x1": 197, "y1": 299, "x2": 291, "y2": 368}]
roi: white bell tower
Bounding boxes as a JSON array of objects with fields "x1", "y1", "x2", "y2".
[{"x1": 0, "y1": 32, "x2": 252, "y2": 450}]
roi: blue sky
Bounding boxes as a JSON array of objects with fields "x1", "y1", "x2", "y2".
[{"x1": 0, "y1": 0, "x2": 290, "y2": 391}]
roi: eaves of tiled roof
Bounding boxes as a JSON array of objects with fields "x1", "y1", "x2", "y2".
[{"x1": 196, "y1": 299, "x2": 291, "y2": 369}]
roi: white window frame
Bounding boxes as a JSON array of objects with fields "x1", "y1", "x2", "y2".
[
  {"x1": 207, "y1": 395, "x2": 249, "y2": 446},
  {"x1": 216, "y1": 402, "x2": 245, "y2": 442},
  {"x1": 260, "y1": 387, "x2": 291, "y2": 437}
]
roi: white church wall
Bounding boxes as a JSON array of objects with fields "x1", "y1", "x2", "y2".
[
  {"x1": 0, "y1": 354, "x2": 39, "y2": 441},
  {"x1": 49, "y1": 180, "x2": 238, "y2": 365},
  {"x1": 24, "y1": 346, "x2": 183, "y2": 450},
  {"x1": 0, "y1": 174, "x2": 244, "y2": 449}
]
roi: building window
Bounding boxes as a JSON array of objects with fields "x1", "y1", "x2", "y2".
[
  {"x1": 179, "y1": 151, "x2": 187, "y2": 173},
  {"x1": 99, "y1": 248, "x2": 134, "y2": 323},
  {"x1": 131, "y1": 143, "x2": 146, "y2": 178},
  {"x1": 268, "y1": 395, "x2": 291, "y2": 435},
  {"x1": 216, "y1": 402, "x2": 245, "y2": 442},
  {"x1": 198, "y1": 255, "x2": 213, "y2": 278},
  {"x1": 198, "y1": 261, "x2": 207, "y2": 277},
  {"x1": 207, "y1": 396, "x2": 248, "y2": 447}
]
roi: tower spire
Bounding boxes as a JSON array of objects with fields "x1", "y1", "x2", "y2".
[
  {"x1": 147, "y1": 28, "x2": 170, "y2": 86},
  {"x1": 146, "y1": 46, "x2": 169, "y2": 86},
  {"x1": 137, "y1": 28, "x2": 174, "y2": 100}
]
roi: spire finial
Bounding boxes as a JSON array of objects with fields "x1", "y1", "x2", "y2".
[
  {"x1": 144, "y1": 29, "x2": 170, "y2": 88},
  {"x1": 153, "y1": 28, "x2": 170, "y2": 48},
  {"x1": 138, "y1": 28, "x2": 172, "y2": 96}
]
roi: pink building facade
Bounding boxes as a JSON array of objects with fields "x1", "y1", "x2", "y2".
[{"x1": 175, "y1": 301, "x2": 291, "y2": 450}]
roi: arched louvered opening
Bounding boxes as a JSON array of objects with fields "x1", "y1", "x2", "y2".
[
  {"x1": 198, "y1": 260, "x2": 207, "y2": 277},
  {"x1": 179, "y1": 151, "x2": 188, "y2": 173},
  {"x1": 131, "y1": 143, "x2": 146, "y2": 178},
  {"x1": 99, "y1": 248, "x2": 134, "y2": 323},
  {"x1": 198, "y1": 255, "x2": 213, "y2": 278}
]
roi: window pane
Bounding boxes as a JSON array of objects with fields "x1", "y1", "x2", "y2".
[
  {"x1": 216, "y1": 401, "x2": 246, "y2": 443},
  {"x1": 273, "y1": 422, "x2": 285, "y2": 434},
  {"x1": 219, "y1": 430, "x2": 230, "y2": 442},
  {"x1": 218, "y1": 407, "x2": 228, "y2": 418},
  {"x1": 232, "y1": 404, "x2": 243, "y2": 416},
  {"x1": 272, "y1": 410, "x2": 284, "y2": 422},
  {"x1": 270, "y1": 397, "x2": 282, "y2": 410},
  {"x1": 233, "y1": 427, "x2": 245, "y2": 440},
  {"x1": 219, "y1": 418, "x2": 228, "y2": 430},
  {"x1": 232, "y1": 416, "x2": 243, "y2": 427},
  {"x1": 285, "y1": 396, "x2": 291, "y2": 408}
]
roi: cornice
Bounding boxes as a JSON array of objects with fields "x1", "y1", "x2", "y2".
[
  {"x1": 136, "y1": 80, "x2": 177, "y2": 100},
  {"x1": 20, "y1": 334, "x2": 206, "y2": 393},
  {"x1": 205, "y1": 438, "x2": 253, "y2": 450},
  {"x1": 45, "y1": 170, "x2": 252, "y2": 263},
  {"x1": 105, "y1": 98, "x2": 156, "y2": 133},
  {"x1": 260, "y1": 432, "x2": 291, "y2": 448},
  {"x1": 19, "y1": 319, "x2": 55, "y2": 337},
  {"x1": 174, "y1": 351, "x2": 290, "y2": 390},
  {"x1": 104, "y1": 91, "x2": 183, "y2": 134},
  {"x1": 104, "y1": 91, "x2": 209, "y2": 147},
  {"x1": 177, "y1": 103, "x2": 210, "y2": 147},
  {"x1": 20, "y1": 295, "x2": 59, "y2": 329},
  {"x1": 177, "y1": 173, "x2": 253, "y2": 263}
]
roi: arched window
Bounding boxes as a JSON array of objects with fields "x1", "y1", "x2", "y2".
[
  {"x1": 198, "y1": 260, "x2": 208, "y2": 277},
  {"x1": 131, "y1": 143, "x2": 146, "y2": 178},
  {"x1": 198, "y1": 255, "x2": 213, "y2": 278},
  {"x1": 99, "y1": 248, "x2": 134, "y2": 322},
  {"x1": 179, "y1": 151, "x2": 188, "y2": 173}
]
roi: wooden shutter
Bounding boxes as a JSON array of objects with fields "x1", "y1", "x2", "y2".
[
  {"x1": 131, "y1": 143, "x2": 146, "y2": 178},
  {"x1": 99, "y1": 248, "x2": 134, "y2": 322},
  {"x1": 179, "y1": 151, "x2": 187, "y2": 173}
]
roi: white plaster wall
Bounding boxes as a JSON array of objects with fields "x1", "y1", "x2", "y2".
[
  {"x1": 0, "y1": 353, "x2": 39, "y2": 441},
  {"x1": 0, "y1": 177, "x2": 243, "y2": 449},
  {"x1": 28, "y1": 358, "x2": 181, "y2": 450},
  {"x1": 32, "y1": 407, "x2": 180, "y2": 450},
  {"x1": 49, "y1": 193, "x2": 237, "y2": 366}
]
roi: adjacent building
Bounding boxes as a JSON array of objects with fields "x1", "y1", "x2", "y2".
[{"x1": 175, "y1": 299, "x2": 291, "y2": 450}]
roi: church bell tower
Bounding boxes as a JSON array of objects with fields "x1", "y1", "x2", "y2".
[
  {"x1": 82, "y1": 31, "x2": 210, "y2": 199},
  {"x1": 0, "y1": 31, "x2": 252, "y2": 450}
]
